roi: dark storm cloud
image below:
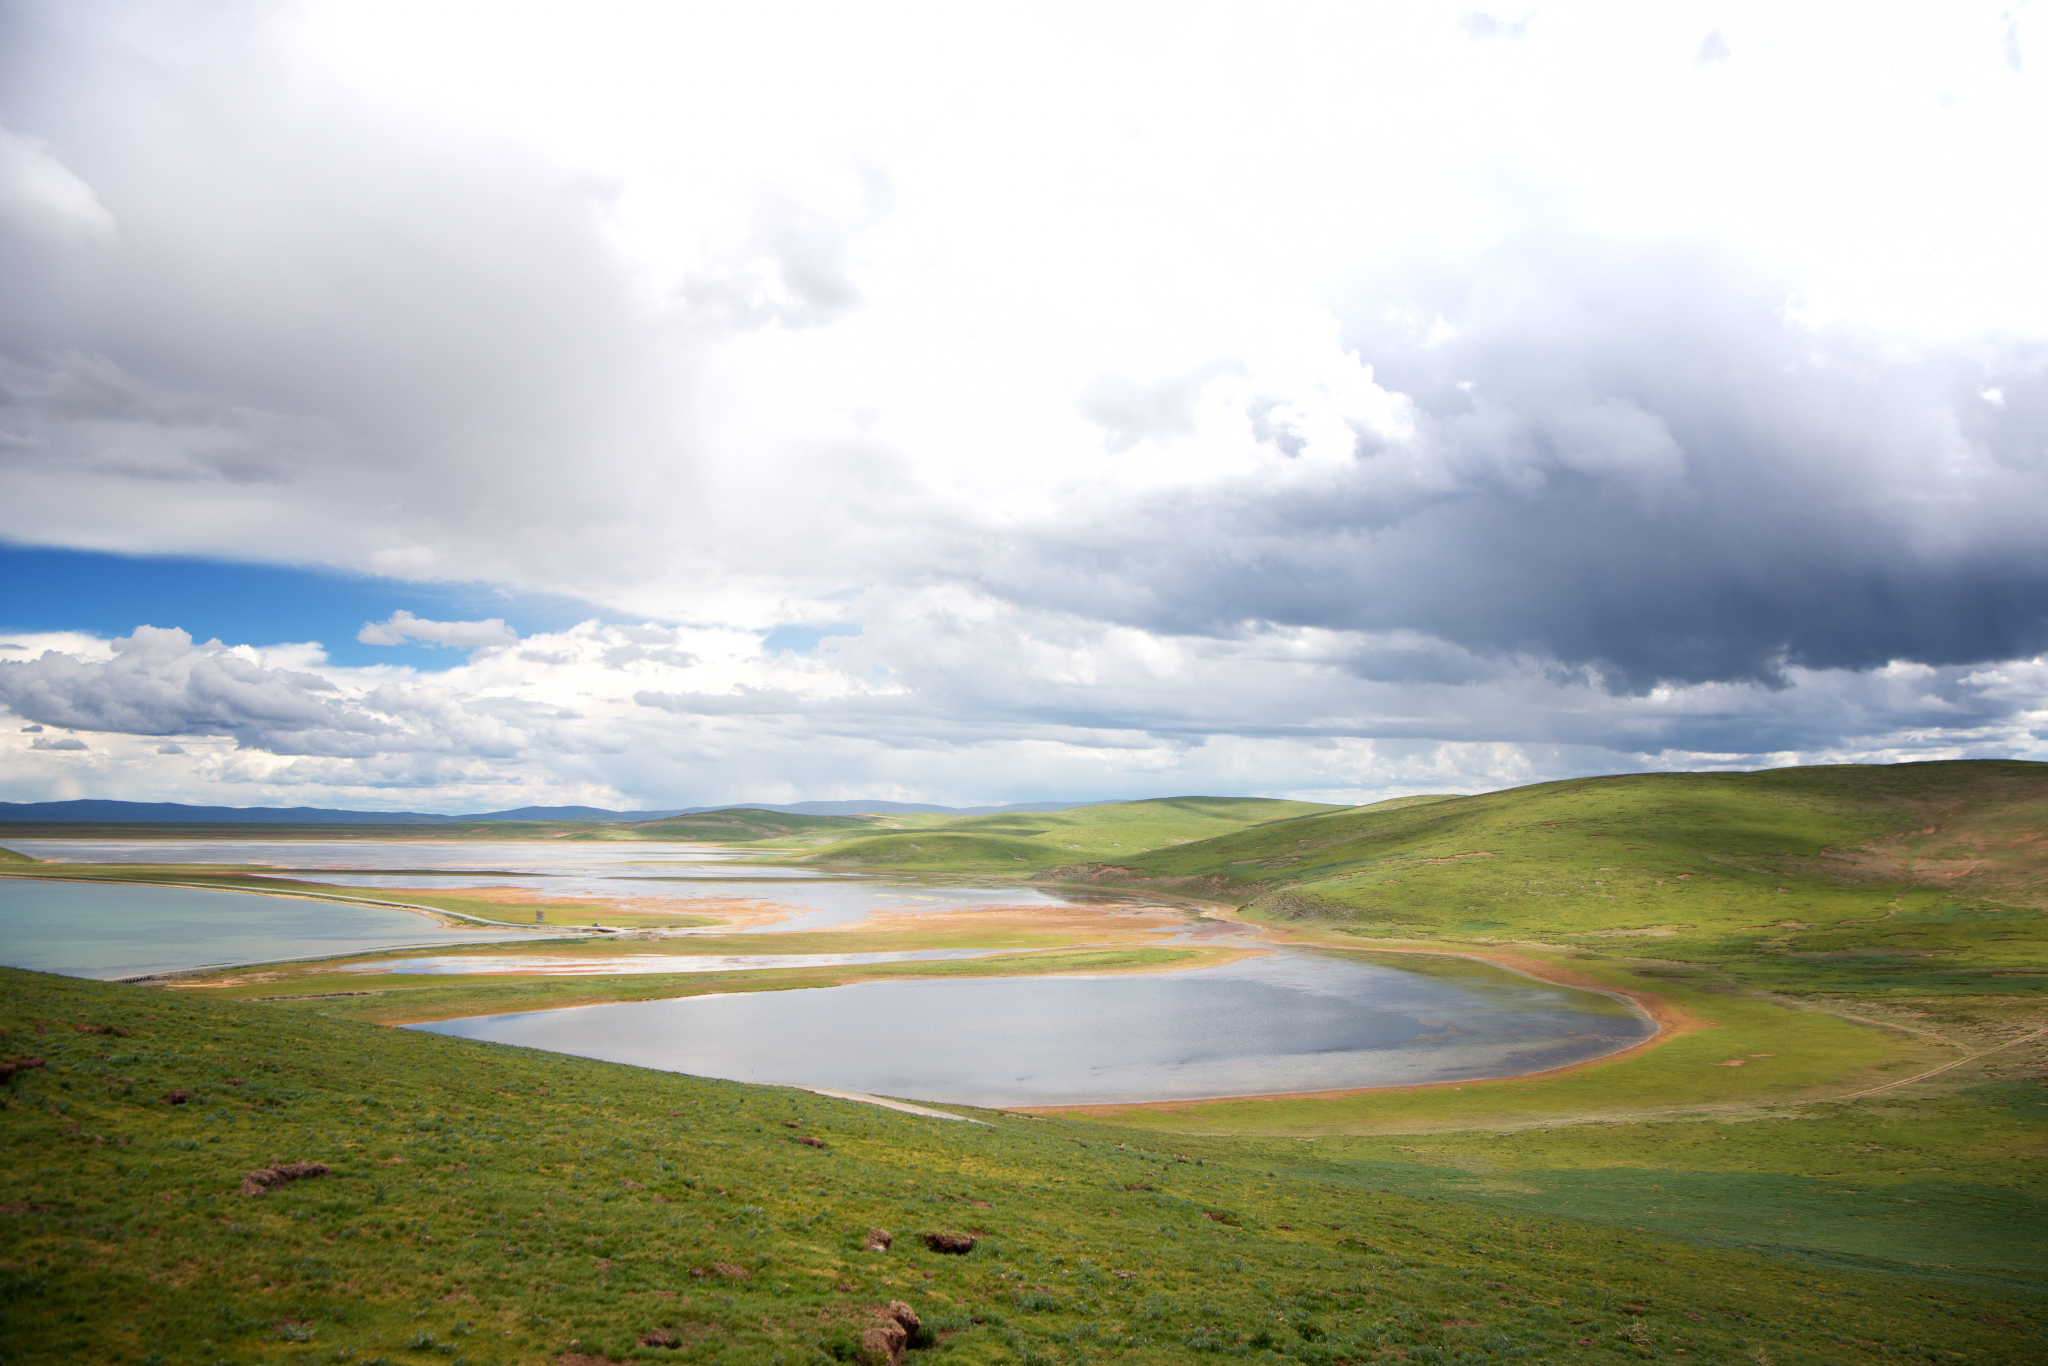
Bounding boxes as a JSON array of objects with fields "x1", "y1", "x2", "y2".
[{"x1": 980, "y1": 242, "x2": 2048, "y2": 693}]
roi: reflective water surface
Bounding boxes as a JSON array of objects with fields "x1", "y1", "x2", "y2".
[
  {"x1": 1, "y1": 839, "x2": 1140, "y2": 931},
  {"x1": 2, "y1": 838, "x2": 1653, "y2": 1106},
  {"x1": 416, "y1": 948, "x2": 1652, "y2": 1106},
  {"x1": 0, "y1": 878, "x2": 549, "y2": 979}
]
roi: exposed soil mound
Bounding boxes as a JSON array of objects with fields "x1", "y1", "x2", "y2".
[
  {"x1": 860, "y1": 1300, "x2": 922, "y2": 1364},
  {"x1": 238, "y1": 1161, "x2": 329, "y2": 1196},
  {"x1": 690, "y1": 1262, "x2": 749, "y2": 1279}
]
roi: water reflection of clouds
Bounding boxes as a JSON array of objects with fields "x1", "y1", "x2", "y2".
[
  {"x1": 0, "y1": 878, "x2": 551, "y2": 980},
  {"x1": 418, "y1": 947, "x2": 1655, "y2": 1106},
  {"x1": 4, "y1": 839, "x2": 1144, "y2": 932},
  {"x1": 1208, "y1": 950, "x2": 1581, "y2": 1016}
]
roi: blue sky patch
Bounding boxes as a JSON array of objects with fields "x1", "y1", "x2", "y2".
[
  {"x1": 0, "y1": 545, "x2": 605, "y2": 670},
  {"x1": 761, "y1": 623, "x2": 862, "y2": 655}
]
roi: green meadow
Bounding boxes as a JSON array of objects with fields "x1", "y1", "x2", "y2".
[
  {"x1": 2, "y1": 967, "x2": 2040, "y2": 1365},
  {"x1": 767, "y1": 799, "x2": 1348, "y2": 873},
  {"x1": 2, "y1": 761, "x2": 2045, "y2": 1359}
]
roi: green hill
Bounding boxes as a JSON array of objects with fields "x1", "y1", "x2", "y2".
[
  {"x1": 597, "y1": 809, "x2": 881, "y2": 844},
  {"x1": 793, "y1": 797, "x2": 1348, "y2": 874},
  {"x1": 2, "y1": 966, "x2": 2036, "y2": 1364},
  {"x1": 1049, "y1": 761, "x2": 2048, "y2": 996}
]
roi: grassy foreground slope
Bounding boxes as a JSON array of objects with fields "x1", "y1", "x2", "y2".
[
  {"x1": 786, "y1": 798, "x2": 1347, "y2": 875},
  {"x1": 3, "y1": 968, "x2": 2040, "y2": 1366}
]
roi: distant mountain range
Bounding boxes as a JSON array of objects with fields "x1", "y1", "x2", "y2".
[{"x1": 0, "y1": 798, "x2": 1116, "y2": 824}]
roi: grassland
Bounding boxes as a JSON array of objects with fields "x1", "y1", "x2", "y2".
[
  {"x1": 3, "y1": 761, "x2": 2044, "y2": 1355},
  {"x1": 775, "y1": 799, "x2": 1348, "y2": 874},
  {"x1": 1046, "y1": 763, "x2": 2048, "y2": 970},
  {"x1": 564, "y1": 811, "x2": 885, "y2": 847},
  {"x1": 4, "y1": 966, "x2": 2041, "y2": 1366}
]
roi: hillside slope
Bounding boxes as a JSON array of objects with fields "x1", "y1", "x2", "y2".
[
  {"x1": 1046, "y1": 761, "x2": 2048, "y2": 996},
  {"x1": 2, "y1": 967, "x2": 2037, "y2": 1364},
  {"x1": 599, "y1": 809, "x2": 881, "y2": 843},
  {"x1": 790, "y1": 796, "x2": 1347, "y2": 874}
]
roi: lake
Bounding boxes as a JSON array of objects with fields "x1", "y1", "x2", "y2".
[
  {"x1": 415, "y1": 946, "x2": 1653, "y2": 1106},
  {"x1": 0, "y1": 878, "x2": 551, "y2": 979},
  {"x1": 2, "y1": 838, "x2": 1654, "y2": 1105},
  {"x1": 1, "y1": 838, "x2": 1153, "y2": 931}
]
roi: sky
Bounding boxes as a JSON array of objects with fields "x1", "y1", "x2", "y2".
[{"x1": 2, "y1": 0, "x2": 2046, "y2": 812}]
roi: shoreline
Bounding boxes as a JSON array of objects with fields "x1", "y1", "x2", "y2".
[
  {"x1": 8, "y1": 864, "x2": 1700, "y2": 1111},
  {"x1": 1008, "y1": 909, "x2": 1696, "y2": 1116},
  {"x1": 0, "y1": 869, "x2": 567, "y2": 930}
]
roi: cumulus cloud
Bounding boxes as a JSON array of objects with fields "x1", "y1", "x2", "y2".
[
  {"x1": 973, "y1": 242, "x2": 2048, "y2": 692},
  {"x1": 0, "y1": 4, "x2": 2045, "y2": 808},
  {"x1": 29, "y1": 735, "x2": 86, "y2": 751},
  {"x1": 0, "y1": 625, "x2": 562, "y2": 762},
  {"x1": 0, "y1": 626, "x2": 381, "y2": 751},
  {"x1": 0, "y1": 125, "x2": 115, "y2": 243},
  {"x1": 358, "y1": 610, "x2": 519, "y2": 649},
  {"x1": 0, "y1": 608, "x2": 2043, "y2": 810}
]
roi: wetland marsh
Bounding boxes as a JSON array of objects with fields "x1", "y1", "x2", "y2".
[
  {"x1": 0, "y1": 832, "x2": 1649, "y2": 1105},
  {"x1": 415, "y1": 945, "x2": 1651, "y2": 1105}
]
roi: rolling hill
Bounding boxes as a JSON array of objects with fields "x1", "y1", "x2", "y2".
[
  {"x1": 1038, "y1": 761, "x2": 2048, "y2": 994},
  {"x1": 786, "y1": 796, "x2": 1350, "y2": 873}
]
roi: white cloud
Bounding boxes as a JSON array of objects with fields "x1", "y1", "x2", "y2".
[
  {"x1": 0, "y1": 609, "x2": 2042, "y2": 811},
  {"x1": 0, "y1": 4, "x2": 2045, "y2": 808},
  {"x1": 358, "y1": 610, "x2": 519, "y2": 649},
  {"x1": 0, "y1": 125, "x2": 116, "y2": 243}
]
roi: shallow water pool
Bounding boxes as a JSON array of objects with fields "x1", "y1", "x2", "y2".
[
  {"x1": 416, "y1": 947, "x2": 1652, "y2": 1105},
  {"x1": 0, "y1": 878, "x2": 548, "y2": 979}
]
